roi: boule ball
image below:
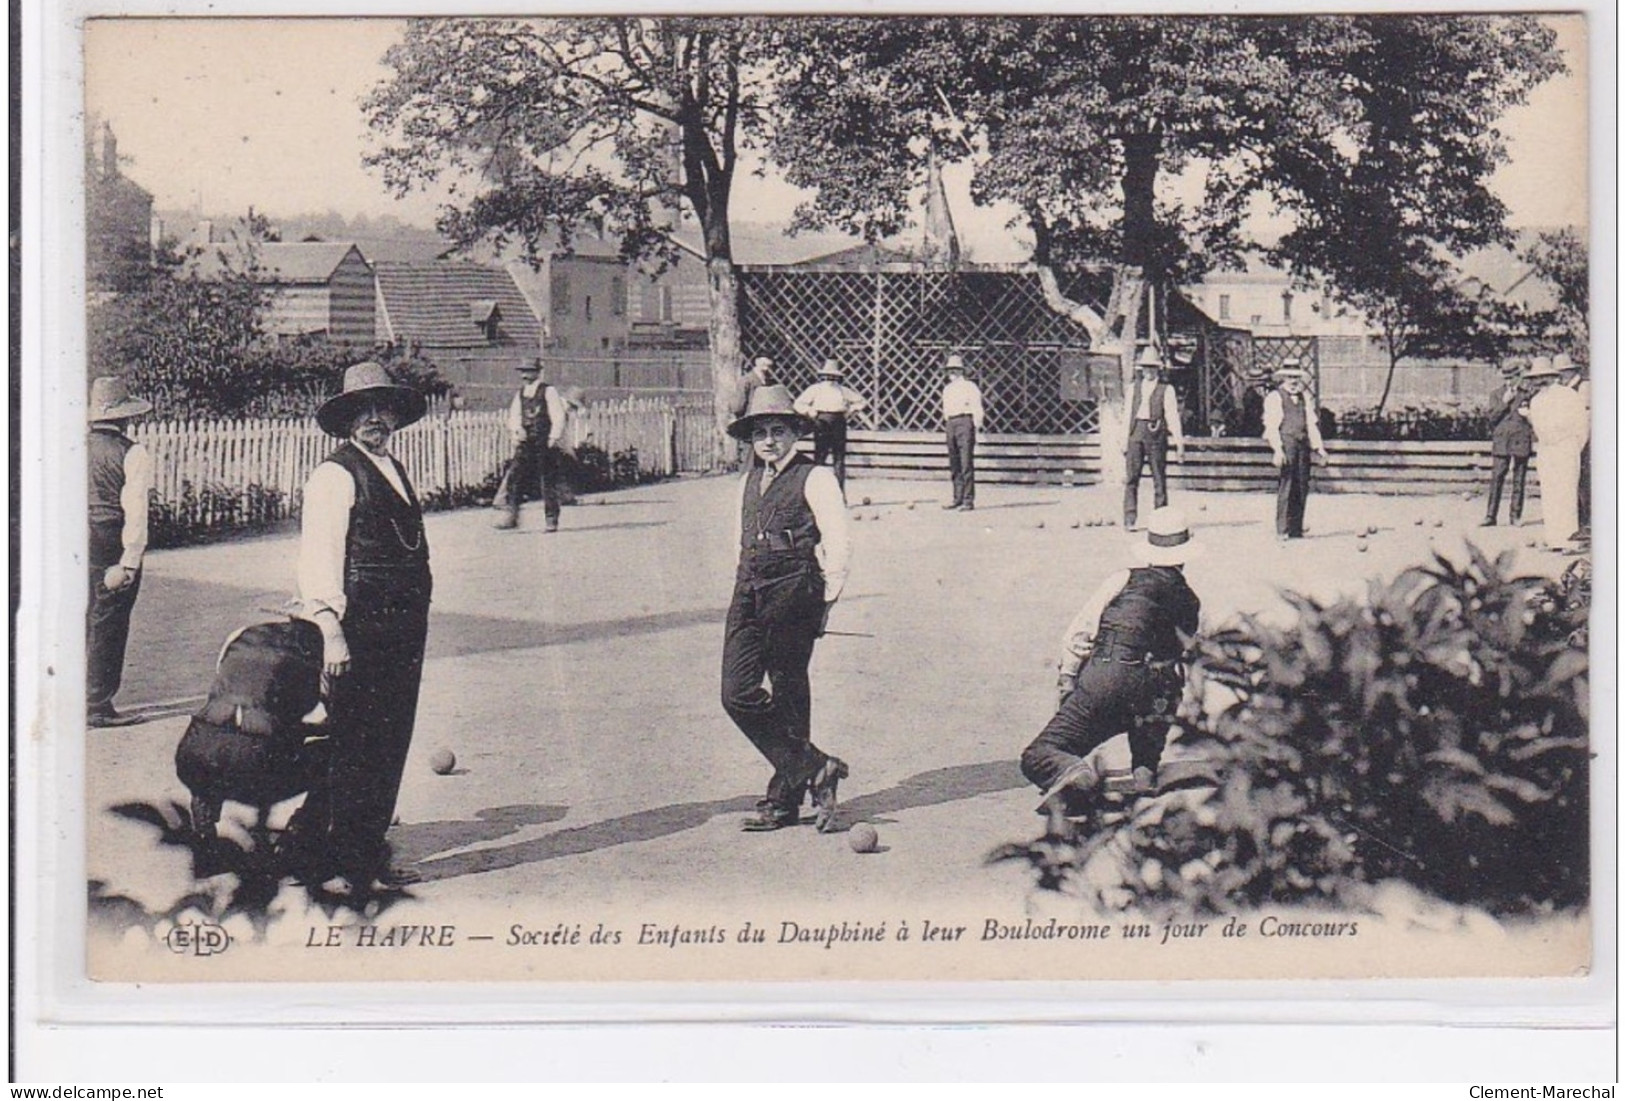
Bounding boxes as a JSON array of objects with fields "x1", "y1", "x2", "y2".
[
  {"x1": 1414, "y1": 518, "x2": 1425, "y2": 526},
  {"x1": 862, "y1": 496, "x2": 872, "y2": 506},
  {"x1": 429, "y1": 749, "x2": 456, "y2": 775},
  {"x1": 1071, "y1": 520, "x2": 1081, "y2": 529},
  {"x1": 848, "y1": 823, "x2": 880, "y2": 853},
  {"x1": 906, "y1": 502, "x2": 916, "y2": 511},
  {"x1": 1357, "y1": 542, "x2": 1369, "y2": 553},
  {"x1": 852, "y1": 513, "x2": 863, "y2": 522},
  {"x1": 1433, "y1": 520, "x2": 1445, "y2": 528},
  {"x1": 1036, "y1": 520, "x2": 1046, "y2": 529},
  {"x1": 1366, "y1": 525, "x2": 1379, "y2": 536}
]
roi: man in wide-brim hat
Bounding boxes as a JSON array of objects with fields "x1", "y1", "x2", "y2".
[
  {"x1": 290, "y1": 361, "x2": 432, "y2": 894},
  {"x1": 1524, "y1": 352, "x2": 1589, "y2": 551},
  {"x1": 1022, "y1": 506, "x2": 1203, "y2": 817},
  {"x1": 86, "y1": 376, "x2": 155, "y2": 727},
  {"x1": 1262, "y1": 357, "x2": 1329, "y2": 540},
  {"x1": 721, "y1": 384, "x2": 853, "y2": 833},
  {"x1": 1122, "y1": 342, "x2": 1187, "y2": 530},
  {"x1": 494, "y1": 356, "x2": 567, "y2": 532},
  {"x1": 793, "y1": 358, "x2": 869, "y2": 492}
]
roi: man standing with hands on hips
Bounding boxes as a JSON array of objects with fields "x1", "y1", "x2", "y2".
[
  {"x1": 941, "y1": 353, "x2": 985, "y2": 511},
  {"x1": 86, "y1": 375, "x2": 154, "y2": 728},
  {"x1": 495, "y1": 356, "x2": 567, "y2": 533},
  {"x1": 1122, "y1": 343, "x2": 1185, "y2": 530},
  {"x1": 794, "y1": 359, "x2": 869, "y2": 493},
  {"x1": 292, "y1": 362, "x2": 433, "y2": 895},
  {"x1": 1262, "y1": 359, "x2": 1329, "y2": 541}
]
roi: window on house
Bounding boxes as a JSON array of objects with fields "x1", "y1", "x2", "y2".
[
  {"x1": 1219, "y1": 294, "x2": 1231, "y2": 320},
  {"x1": 551, "y1": 270, "x2": 570, "y2": 316},
  {"x1": 659, "y1": 285, "x2": 674, "y2": 323},
  {"x1": 584, "y1": 294, "x2": 593, "y2": 322},
  {"x1": 611, "y1": 275, "x2": 626, "y2": 317}
]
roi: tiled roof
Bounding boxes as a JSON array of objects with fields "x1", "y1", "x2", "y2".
[
  {"x1": 374, "y1": 261, "x2": 543, "y2": 350},
  {"x1": 189, "y1": 241, "x2": 365, "y2": 283}
]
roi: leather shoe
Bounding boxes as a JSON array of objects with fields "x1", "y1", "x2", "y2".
[
  {"x1": 741, "y1": 801, "x2": 798, "y2": 832},
  {"x1": 809, "y1": 757, "x2": 849, "y2": 833},
  {"x1": 87, "y1": 707, "x2": 141, "y2": 728},
  {"x1": 1036, "y1": 759, "x2": 1101, "y2": 818}
]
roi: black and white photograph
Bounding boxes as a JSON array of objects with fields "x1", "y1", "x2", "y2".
[{"x1": 27, "y1": 7, "x2": 1603, "y2": 994}]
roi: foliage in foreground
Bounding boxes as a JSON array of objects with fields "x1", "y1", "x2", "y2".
[{"x1": 994, "y1": 548, "x2": 1590, "y2": 918}]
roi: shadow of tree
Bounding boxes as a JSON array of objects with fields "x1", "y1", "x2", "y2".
[{"x1": 387, "y1": 804, "x2": 569, "y2": 865}]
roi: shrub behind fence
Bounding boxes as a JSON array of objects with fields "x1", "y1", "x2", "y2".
[{"x1": 133, "y1": 395, "x2": 721, "y2": 546}]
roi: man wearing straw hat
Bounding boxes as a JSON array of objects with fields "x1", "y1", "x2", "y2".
[
  {"x1": 1262, "y1": 358, "x2": 1329, "y2": 540},
  {"x1": 794, "y1": 358, "x2": 869, "y2": 492},
  {"x1": 722, "y1": 384, "x2": 853, "y2": 833},
  {"x1": 290, "y1": 361, "x2": 433, "y2": 892},
  {"x1": 1021, "y1": 506, "x2": 1202, "y2": 815},
  {"x1": 941, "y1": 352, "x2": 985, "y2": 511},
  {"x1": 1122, "y1": 342, "x2": 1186, "y2": 530},
  {"x1": 1525, "y1": 352, "x2": 1589, "y2": 552},
  {"x1": 86, "y1": 375, "x2": 154, "y2": 728},
  {"x1": 495, "y1": 356, "x2": 567, "y2": 533},
  {"x1": 1481, "y1": 358, "x2": 1534, "y2": 527}
]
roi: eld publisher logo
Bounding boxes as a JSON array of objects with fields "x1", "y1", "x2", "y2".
[{"x1": 165, "y1": 920, "x2": 231, "y2": 957}]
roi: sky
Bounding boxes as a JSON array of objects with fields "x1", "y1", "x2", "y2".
[{"x1": 83, "y1": 15, "x2": 1591, "y2": 263}]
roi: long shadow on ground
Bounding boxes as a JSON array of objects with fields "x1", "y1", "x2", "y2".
[
  {"x1": 388, "y1": 804, "x2": 569, "y2": 865},
  {"x1": 410, "y1": 759, "x2": 1026, "y2": 883}
]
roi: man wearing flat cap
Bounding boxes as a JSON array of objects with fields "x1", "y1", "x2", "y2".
[
  {"x1": 496, "y1": 357, "x2": 566, "y2": 533},
  {"x1": 721, "y1": 385, "x2": 853, "y2": 834},
  {"x1": 86, "y1": 376, "x2": 154, "y2": 728},
  {"x1": 1122, "y1": 342, "x2": 1186, "y2": 530},
  {"x1": 290, "y1": 362, "x2": 433, "y2": 893},
  {"x1": 794, "y1": 359, "x2": 869, "y2": 493},
  {"x1": 1262, "y1": 360, "x2": 1329, "y2": 540}
]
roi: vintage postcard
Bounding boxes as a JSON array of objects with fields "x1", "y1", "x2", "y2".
[{"x1": 26, "y1": 8, "x2": 1604, "y2": 994}]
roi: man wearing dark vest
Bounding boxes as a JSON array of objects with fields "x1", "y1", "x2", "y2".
[
  {"x1": 1122, "y1": 343, "x2": 1186, "y2": 530},
  {"x1": 86, "y1": 376, "x2": 154, "y2": 728},
  {"x1": 496, "y1": 357, "x2": 566, "y2": 532},
  {"x1": 794, "y1": 359, "x2": 869, "y2": 493},
  {"x1": 722, "y1": 385, "x2": 853, "y2": 832},
  {"x1": 1022, "y1": 507, "x2": 1202, "y2": 815},
  {"x1": 292, "y1": 362, "x2": 433, "y2": 894},
  {"x1": 1262, "y1": 360, "x2": 1329, "y2": 540}
]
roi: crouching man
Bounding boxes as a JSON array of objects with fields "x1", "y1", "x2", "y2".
[{"x1": 1021, "y1": 506, "x2": 1201, "y2": 817}]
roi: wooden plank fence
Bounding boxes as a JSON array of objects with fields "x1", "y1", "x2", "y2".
[
  {"x1": 131, "y1": 396, "x2": 722, "y2": 540},
  {"x1": 847, "y1": 431, "x2": 1518, "y2": 495}
]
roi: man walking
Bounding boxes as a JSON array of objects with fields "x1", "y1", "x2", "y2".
[
  {"x1": 293, "y1": 361, "x2": 433, "y2": 894},
  {"x1": 1481, "y1": 361, "x2": 1533, "y2": 527},
  {"x1": 794, "y1": 359, "x2": 869, "y2": 493},
  {"x1": 721, "y1": 384, "x2": 852, "y2": 833},
  {"x1": 86, "y1": 376, "x2": 153, "y2": 728},
  {"x1": 1122, "y1": 343, "x2": 1185, "y2": 530},
  {"x1": 1525, "y1": 353, "x2": 1589, "y2": 552},
  {"x1": 1262, "y1": 360, "x2": 1329, "y2": 540},
  {"x1": 941, "y1": 353, "x2": 984, "y2": 511},
  {"x1": 495, "y1": 357, "x2": 566, "y2": 533}
]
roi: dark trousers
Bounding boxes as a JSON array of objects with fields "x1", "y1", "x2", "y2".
[
  {"x1": 1275, "y1": 435, "x2": 1313, "y2": 537},
  {"x1": 86, "y1": 564, "x2": 142, "y2": 714},
  {"x1": 302, "y1": 597, "x2": 430, "y2": 879},
  {"x1": 1578, "y1": 443, "x2": 1591, "y2": 530},
  {"x1": 1123, "y1": 422, "x2": 1169, "y2": 527},
  {"x1": 946, "y1": 416, "x2": 977, "y2": 507},
  {"x1": 721, "y1": 558, "x2": 829, "y2": 813},
  {"x1": 501, "y1": 439, "x2": 559, "y2": 523},
  {"x1": 811, "y1": 413, "x2": 850, "y2": 492},
  {"x1": 1485, "y1": 454, "x2": 1530, "y2": 524},
  {"x1": 1021, "y1": 657, "x2": 1182, "y2": 791}
]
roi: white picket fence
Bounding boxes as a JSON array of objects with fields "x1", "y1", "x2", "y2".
[{"x1": 130, "y1": 396, "x2": 721, "y2": 539}]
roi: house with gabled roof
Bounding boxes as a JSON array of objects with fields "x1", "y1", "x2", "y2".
[
  {"x1": 372, "y1": 260, "x2": 545, "y2": 407},
  {"x1": 188, "y1": 240, "x2": 377, "y2": 345}
]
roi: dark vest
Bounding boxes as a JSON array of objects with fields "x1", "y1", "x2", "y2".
[
  {"x1": 1490, "y1": 389, "x2": 1534, "y2": 457},
  {"x1": 1130, "y1": 376, "x2": 1171, "y2": 435},
  {"x1": 88, "y1": 426, "x2": 135, "y2": 565},
  {"x1": 520, "y1": 383, "x2": 553, "y2": 439},
  {"x1": 1095, "y1": 567, "x2": 1201, "y2": 660},
  {"x1": 738, "y1": 456, "x2": 820, "y2": 582},
  {"x1": 325, "y1": 443, "x2": 432, "y2": 620},
  {"x1": 1278, "y1": 391, "x2": 1310, "y2": 440}
]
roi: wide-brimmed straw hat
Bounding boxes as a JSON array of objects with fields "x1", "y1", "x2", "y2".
[
  {"x1": 1273, "y1": 357, "x2": 1309, "y2": 381},
  {"x1": 818, "y1": 359, "x2": 845, "y2": 378},
  {"x1": 1139, "y1": 506, "x2": 1203, "y2": 567},
  {"x1": 88, "y1": 376, "x2": 153, "y2": 422},
  {"x1": 727, "y1": 384, "x2": 813, "y2": 440},
  {"x1": 945, "y1": 353, "x2": 967, "y2": 373},
  {"x1": 517, "y1": 358, "x2": 544, "y2": 374},
  {"x1": 1135, "y1": 344, "x2": 1165, "y2": 370},
  {"x1": 316, "y1": 361, "x2": 428, "y2": 438},
  {"x1": 1524, "y1": 355, "x2": 1561, "y2": 379}
]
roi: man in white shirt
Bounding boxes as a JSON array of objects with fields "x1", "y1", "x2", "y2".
[
  {"x1": 86, "y1": 376, "x2": 154, "y2": 728},
  {"x1": 1122, "y1": 343, "x2": 1186, "y2": 530},
  {"x1": 291, "y1": 362, "x2": 433, "y2": 894},
  {"x1": 941, "y1": 353, "x2": 985, "y2": 511},
  {"x1": 1525, "y1": 353, "x2": 1590, "y2": 551},
  {"x1": 794, "y1": 359, "x2": 869, "y2": 492},
  {"x1": 496, "y1": 358, "x2": 567, "y2": 532},
  {"x1": 1262, "y1": 361, "x2": 1329, "y2": 540},
  {"x1": 723, "y1": 384, "x2": 853, "y2": 833}
]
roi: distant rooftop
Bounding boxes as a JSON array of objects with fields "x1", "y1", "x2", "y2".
[{"x1": 373, "y1": 260, "x2": 542, "y2": 350}]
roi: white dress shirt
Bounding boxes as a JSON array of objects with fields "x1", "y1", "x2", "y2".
[
  {"x1": 297, "y1": 446, "x2": 413, "y2": 620},
  {"x1": 731, "y1": 457, "x2": 852, "y2": 600},
  {"x1": 794, "y1": 380, "x2": 869, "y2": 417},
  {"x1": 1528, "y1": 383, "x2": 1589, "y2": 448},
  {"x1": 942, "y1": 378, "x2": 985, "y2": 429},
  {"x1": 1131, "y1": 378, "x2": 1185, "y2": 447},
  {"x1": 117, "y1": 442, "x2": 153, "y2": 570},
  {"x1": 507, "y1": 378, "x2": 567, "y2": 446}
]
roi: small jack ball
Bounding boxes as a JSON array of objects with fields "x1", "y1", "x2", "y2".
[
  {"x1": 848, "y1": 823, "x2": 880, "y2": 853},
  {"x1": 429, "y1": 749, "x2": 456, "y2": 775},
  {"x1": 862, "y1": 496, "x2": 872, "y2": 506}
]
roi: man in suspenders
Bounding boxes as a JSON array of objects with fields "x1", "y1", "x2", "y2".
[
  {"x1": 496, "y1": 357, "x2": 567, "y2": 533},
  {"x1": 1122, "y1": 343, "x2": 1185, "y2": 530}
]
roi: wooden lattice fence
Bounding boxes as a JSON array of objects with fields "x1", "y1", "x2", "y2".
[{"x1": 738, "y1": 265, "x2": 1098, "y2": 435}]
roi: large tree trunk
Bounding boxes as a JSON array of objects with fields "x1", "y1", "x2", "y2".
[
  {"x1": 1097, "y1": 268, "x2": 1145, "y2": 491},
  {"x1": 706, "y1": 255, "x2": 742, "y2": 464}
]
